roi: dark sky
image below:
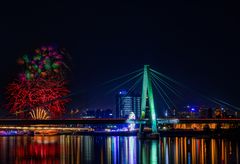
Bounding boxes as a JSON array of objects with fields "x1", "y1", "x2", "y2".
[{"x1": 0, "y1": 0, "x2": 239, "y2": 111}]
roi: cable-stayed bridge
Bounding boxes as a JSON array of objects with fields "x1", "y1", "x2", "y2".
[{"x1": 1, "y1": 65, "x2": 240, "y2": 137}]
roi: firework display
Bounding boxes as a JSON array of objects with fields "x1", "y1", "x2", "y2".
[
  {"x1": 17, "y1": 46, "x2": 68, "y2": 80},
  {"x1": 7, "y1": 78, "x2": 70, "y2": 116},
  {"x1": 6, "y1": 78, "x2": 70, "y2": 118},
  {"x1": 6, "y1": 45, "x2": 71, "y2": 118},
  {"x1": 29, "y1": 107, "x2": 50, "y2": 120}
]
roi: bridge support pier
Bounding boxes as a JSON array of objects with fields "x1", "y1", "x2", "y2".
[{"x1": 138, "y1": 65, "x2": 159, "y2": 139}]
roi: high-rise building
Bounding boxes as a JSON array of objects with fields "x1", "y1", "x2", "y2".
[{"x1": 116, "y1": 90, "x2": 141, "y2": 118}]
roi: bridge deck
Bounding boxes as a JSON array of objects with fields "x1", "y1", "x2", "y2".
[{"x1": 0, "y1": 118, "x2": 239, "y2": 125}]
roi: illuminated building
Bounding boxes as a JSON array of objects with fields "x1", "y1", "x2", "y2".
[{"x1": 116, "y1": 90, "x2": 141, "y2": 118}]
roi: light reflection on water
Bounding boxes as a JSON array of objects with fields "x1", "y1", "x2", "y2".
[{"x1": 0, "y1": 135, "x2": 239, "y2": 164}]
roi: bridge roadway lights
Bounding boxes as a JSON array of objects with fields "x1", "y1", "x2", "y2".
[
  {"x1": 126, "y1": 118, "x2": 179, "y2": 124},
  {"x1": 0, "y1": 126, "x2": 94, "y2": 132}
]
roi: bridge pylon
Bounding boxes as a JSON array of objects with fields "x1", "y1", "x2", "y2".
[{"x1": 139, "y1": 65, "x2": 158, "y2": 135}]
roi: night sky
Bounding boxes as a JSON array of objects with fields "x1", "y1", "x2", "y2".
[{"x1": 0, "y1": 1, "x2": 239, "y2": 113}]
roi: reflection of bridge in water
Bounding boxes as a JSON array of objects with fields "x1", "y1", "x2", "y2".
[{"x1": 1, "y1": 135, "x2": 238, "y2": 163}]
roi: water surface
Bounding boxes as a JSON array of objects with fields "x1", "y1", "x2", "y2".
[{"x1": 0, "y1": 135, "x2": 239, "y2": 163}]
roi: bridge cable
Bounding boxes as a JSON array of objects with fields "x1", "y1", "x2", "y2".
[
  {"x1": 151, "y1": 76, "x2": 171, "y2": 109},
  {"x1": 151, "y1": 75, "x2": 177, "y2": 109},
  {"x1": 125, "y1": 75, "x2": 143, "y2": 96},
  {"x1": 100, "y1": 68, "x2": 143, "y2": 86},
  {"x1": 106, "y1": 72, "x2": 143, "y2": 95},
  {"x1": 151, "y1": 72, "x2": 184, "y2": 99},
  {"x1": 213, "y1": 98, "x2": 240, "y2": 111},
  {"x1": 150, "y1": 68, "x2": 240, "y2": 111}
]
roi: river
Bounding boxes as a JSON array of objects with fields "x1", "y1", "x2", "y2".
[{"x1": 0, "y1": 135, "x2": 239, "y2": 163}]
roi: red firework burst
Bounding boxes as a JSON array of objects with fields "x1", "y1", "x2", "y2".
[{"x1": 6, "y1": 78, "x2": 70, "y2": 118}]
